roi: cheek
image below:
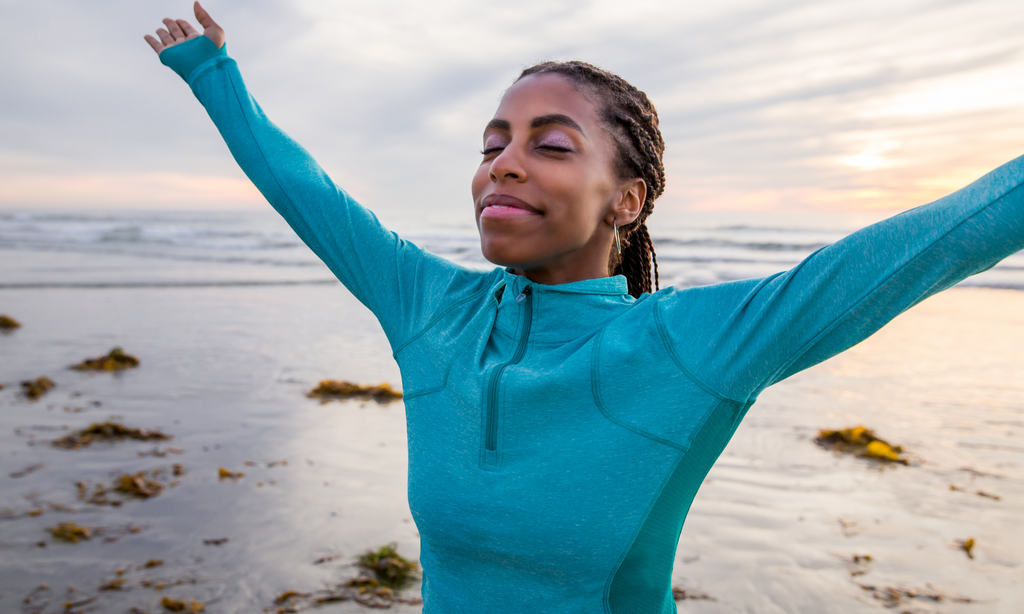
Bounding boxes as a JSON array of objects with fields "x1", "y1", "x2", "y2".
[
  {"x1": 471, "y1": 164, "x2": 490, "y2": 201},
  {"x1": 543, "y1": 167, "x2": 609, "y2": 225}
]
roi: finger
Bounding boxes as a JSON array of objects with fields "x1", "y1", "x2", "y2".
[
  {"x1": 177, "y1": 19, "x2": 200, "y2": 38},
  {"x1": 194, "y1": 1, "x2": 218, "y2": 30},
  {"x1": 144, "y1": 34, "x2": 165, "y2": 54},
  {"x1": 163, "y1": 18, "x2": 186, "y2": 41},
  {"x1": 194, "y1": 1, "x2": 226, "y2": 48},
  {"x1": 156, "y1": 28, "x2": 175, "y2": 47}
]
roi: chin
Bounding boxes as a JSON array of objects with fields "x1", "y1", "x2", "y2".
[{"x1": 479, "y1": 239, "x2": 537, "y2": 271}]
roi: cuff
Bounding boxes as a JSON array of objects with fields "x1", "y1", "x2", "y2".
[{"x1": 159, "y1": 35, "x2": 228, "y2": 82}]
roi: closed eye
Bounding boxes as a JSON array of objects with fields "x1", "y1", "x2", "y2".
[{"x1": 481, "y1": 146, "x2": 504, "y2": 156}]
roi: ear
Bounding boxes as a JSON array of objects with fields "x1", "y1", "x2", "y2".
[{"x1": 606, "y1": 178, "x2": 646, "y2": 226}]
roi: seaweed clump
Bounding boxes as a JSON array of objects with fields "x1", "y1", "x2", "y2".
[
  {"x1": 848, "y1": 553, "x2": 873, "y2": 577},
  {"x1": 218, "y1": 467, "x2": 244, "y2": 480},
  {"x1": 273, "y1": 584, "x2": 422, "y2": 611},
  {"x1": 672, "y1": 587, "x2": 714, "y2": 601},
  {"x1": 48, "y1": 522, "x2": 92, "y2": 543},
  {"x1": 814, "y1": 426, "x2": 907, "y2": 464},
  {"x1": 21, "y1": 377, "x2": 55, "y2": 400},
  {"x1": 956, "y1": 537, "x2": 975, "y2": 559},
  {"x1": 53, "y1": 421, "x2": 171, "y2": 449},
  {"x1": 859, "y1": 583, "x2": 974, "y2": 608},
  {"x1": 355, "y1": 543, "x2": 419, "y2": 589},
  {"x1": 0, "y1": 314, "x2": 20, "y2": 330},
  {"x1": 72, "y1": 347, "x2": 140, "y2": 372},
  {"x1": 78, "y1": 466, "x2": 181, "y2": 505},
  {"x1": 307, "y1": 380, "x2": 402, "y2": 403},
  {"x1": 160, "y1": 597, "x2": 205, "y2": 612},
  {"x1": 116, "y1": 471, "x2": 165, "y2": 498}
]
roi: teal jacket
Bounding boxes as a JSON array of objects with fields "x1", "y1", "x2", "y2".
[{"x1": 161, "y1": 37, "x2": 1024, "y2": 613}]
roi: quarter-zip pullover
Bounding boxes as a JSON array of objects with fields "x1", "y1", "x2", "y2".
[{"x1": 161, "y1": 37, "x2": 1024, "y2": 614}]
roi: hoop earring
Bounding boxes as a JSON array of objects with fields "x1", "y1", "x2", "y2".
[{"x1": 613, "y1": 222, "x2": 622, "y2": 255}]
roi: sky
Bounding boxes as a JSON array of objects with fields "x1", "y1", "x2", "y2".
[{"x1": 1, "y1": 0, "x2": 1023, "y2": 219}]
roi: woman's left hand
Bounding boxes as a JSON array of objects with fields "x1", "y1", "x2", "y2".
[{"x1": 144, "y1": 1, "x2": 225, "y2": 55}]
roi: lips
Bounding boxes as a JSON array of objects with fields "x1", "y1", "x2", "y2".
[{"x1": 480, "y1": 194, "x2": 541, "y2": 219}]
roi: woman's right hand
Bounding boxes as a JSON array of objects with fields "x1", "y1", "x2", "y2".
[{"x1": 144, "y1": 1, "x2": 225, "y2": 55}]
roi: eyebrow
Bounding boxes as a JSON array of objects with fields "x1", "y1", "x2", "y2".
[
  {"x1": 485, "y1": 119, "x2": 511, "y2": 133},
  {"x1": 483, "y1": 114, "x2": 585, "y2": 135},
  {"x1": 531, "y1": 114, "x2": 585, "y2": 135}
]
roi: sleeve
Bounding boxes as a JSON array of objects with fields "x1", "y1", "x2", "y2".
[
  {"x1": 159, "y1": 36, "x2": 480, "y2": 348},
  {"x1": 656, "y1": 154, "x2": 1024, "y2": 403}
]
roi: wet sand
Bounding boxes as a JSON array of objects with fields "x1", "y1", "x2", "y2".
[
  {"x1": 679, "y1": 288, "x2": 1024, "y2": 613},
  {"x1": 1, "y1": 281, "x2": 1022, "y2": 613}
]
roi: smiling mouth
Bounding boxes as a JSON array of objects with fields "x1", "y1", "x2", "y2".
[{"x1": 480, "y1": 195, "x2": 541, "y2": 219}]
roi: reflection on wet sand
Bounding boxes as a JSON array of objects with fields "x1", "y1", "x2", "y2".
[{"x1": 1, "y1": 286, "x2": 1022, "y2": 613}]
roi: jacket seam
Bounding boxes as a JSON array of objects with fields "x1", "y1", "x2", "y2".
[
  {"x1": 590, "y1": 328, "x2": 686, "y2": 451},
  {"x1": 758, "y1": 190, "x2": 1021, "y2": 391},
  {"x1": 601, "y1": 445, "x2": 689, "y2": 614},
  {"x1": 224, "y1": 65, "x2": 421, "y2": 350},
  {"x1": 392, "y1": 283, "x2": 495, "y2": 357},
  {"x1": 653, "y1": 301, "x2": 745, "y2": 404},
  {"x1": 187, "y1": 55, "x2": 231, "y2": 88},
  {"x1": 601, "y1": 397, "x2": 730, "y2": 614},
  {"x1": 223, "y1": 67, "x2": 348, "y2": 324},
  {"x1": 401, "y1": 305, "x2": 494, "y2": 401}
]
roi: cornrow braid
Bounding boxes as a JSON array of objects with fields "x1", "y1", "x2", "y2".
[{"x1": 517, "y1": 60, "x2": 665, "y2": 298}]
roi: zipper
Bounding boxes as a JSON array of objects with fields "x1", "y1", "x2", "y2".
[{"x1": 484, "y1": 285, "x2": 533, "y2": 453}]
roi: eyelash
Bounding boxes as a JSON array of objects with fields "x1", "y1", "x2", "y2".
[{"x1": 479, "y1": 145, "x2": 572, "y2": 156}]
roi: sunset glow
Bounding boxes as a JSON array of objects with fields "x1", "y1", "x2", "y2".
[{"x1": 0, "y1": 0, "x2": 1022, "y2": 215}]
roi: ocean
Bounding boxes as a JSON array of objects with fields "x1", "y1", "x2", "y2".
[
  {"x1": 2, "y1": 208, "x2": 1023, "y2": 291},
  {"x1": 1, "y1": 208, "x2": 1022, "y2": 613}
]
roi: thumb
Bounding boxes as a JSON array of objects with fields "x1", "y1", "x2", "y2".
[{"x1": 193, "y1": 1, "x2": 225, "y2": 48}]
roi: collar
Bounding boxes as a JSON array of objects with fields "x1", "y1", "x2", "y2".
[
  {"x1": 492, "y1": 269, "x2": 634, "y2": 344},
  {"x1": 500, "y1": 269, "x2": 630, "y2": 297}
]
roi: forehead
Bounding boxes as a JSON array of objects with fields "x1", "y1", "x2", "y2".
[{"x1": 492, "y1": 73, "x2": 600, "y2": 128}]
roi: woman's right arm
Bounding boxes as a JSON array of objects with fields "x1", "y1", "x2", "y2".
[
  {"x1": 656, "y1": 154, "x2": 1024, "y2": 404},
  {"x1": 145, "y1": 3, "x2": 475, "y2": 348}
]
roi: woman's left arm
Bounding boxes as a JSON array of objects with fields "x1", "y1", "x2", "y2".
[{"x1": 657, "y1": 154, "x2": 1024, "y2": 403}]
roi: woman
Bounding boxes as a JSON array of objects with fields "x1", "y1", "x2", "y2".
[{"x1": 146, "y1": 4, "x2": 1024, "y2": 612}]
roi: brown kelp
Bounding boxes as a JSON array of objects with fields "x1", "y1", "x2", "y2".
[
  {"x1": 115, "y1": 471, "x2": 166, "y2": 499},
  {"x1": 71, "y1": 347, "x2": 140, "y2": 371},
  {"x1": 10, "y1": 463, "x2": 45, "y2": 478},
  {"x1": 307, "y1": 380, "x2": 402, "y2": 403},
  {"x1": 949, "y1": 484, "x2": 1001, "y2": 500},
  {"x1": 218, "y1": 467, "x2": 244, "y2": 480},
  {"x1": 48, "y1": 522, "x2": 92, "y2": 543},
  {"x1": 956, "y1": 537, "x2": 976, "y2": 559},
  {"x1": 53, "y1": 421, "x2": 171, "y2": 449},
  {"x1": 77, "y1": 466, "x2": 181, "y2": 506},
  {"x1": 355, "y1": 543, "x2": 420, "y2": 589},
  {"x1": 266, "y1": 544, "x2": 422, "y2": 611},
  {"x1": 160, "y1": 596, "x2": 205, "y2": 612},
  {"x1": 814, "y1": 425, "x2": 907, "y2": 464},
  {"x1": 21, "y1": 377, "x2": 55, "y2": 400},
  {"x1": 847, "y1": 553, "x2": 873, "y2": 577},
  {"x1": 859, "y1": 583, "x2": 974, "y2": 608},
  {"x1": 271, "y1": 582, "x2": 422, "y2": 611},
  {"x1": 672, "y1": 587, "x2": 714, "y2": 601}
]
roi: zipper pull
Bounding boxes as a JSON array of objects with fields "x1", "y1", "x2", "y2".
[{"x1": 515, "y1": 286, "x2": 532, "y2": 303}]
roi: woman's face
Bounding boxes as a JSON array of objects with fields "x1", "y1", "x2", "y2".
[{"x1": 471, "y1": 73, "x2": 643, "y2": 285}]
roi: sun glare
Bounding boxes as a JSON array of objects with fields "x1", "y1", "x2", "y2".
[{"x1": 842, "y1": 153, "x2": 888, "y2": 170}]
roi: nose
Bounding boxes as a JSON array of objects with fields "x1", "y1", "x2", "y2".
[{"x1": 488, "y1": 146, "x2": 527, "y2": 183}]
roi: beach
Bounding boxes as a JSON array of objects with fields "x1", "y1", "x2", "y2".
[{"x1": 1, "y1": 210, "x2": 1022, "y2": 613}]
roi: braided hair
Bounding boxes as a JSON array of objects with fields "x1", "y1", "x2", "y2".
[{"x1": 516, "y1": 61, "x2": 665, "y2": 298}]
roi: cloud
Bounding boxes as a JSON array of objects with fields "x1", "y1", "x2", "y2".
[{"x1": 0, "y1": 0, "x2": 1021, "y2": 215}]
